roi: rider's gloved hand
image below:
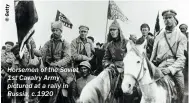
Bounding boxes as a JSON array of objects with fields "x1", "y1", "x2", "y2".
[
  {"x1": 109, "y1": 64, "x2": 115, "y2": 69},
  {"x1": 50, "y1": 62, "x2": 58, "y2": 67},
  {"x1": 28, "y1": 37, "x2": 36, "y2": 49},
  {"x1": 117, "y1": 67, "x2": 124, "y2": 73},
  {"x1": 104, "y1": 63, "x2": 109, "y2": 68},
  {"x1": 159, "y1": 67, "x2": 171, "y2": 75}
]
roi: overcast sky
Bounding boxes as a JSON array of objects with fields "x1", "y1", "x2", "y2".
[{"x1": 1, "y1": 0, "x2": 189, "y2": 48}]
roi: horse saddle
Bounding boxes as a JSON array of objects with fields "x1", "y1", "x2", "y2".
[
  {"x1": 154, "y1": 69, "x2": 177, "y2": 97},
  {"x1": 146, "y1": 59, "x2": 178, "y2": 101}
]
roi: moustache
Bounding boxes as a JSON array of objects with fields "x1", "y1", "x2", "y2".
[{"x1": 52, "y1": 33, "x2": 61, "y2": 39}]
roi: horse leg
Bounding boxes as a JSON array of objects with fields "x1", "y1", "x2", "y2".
[
  {"x1": 140, "y1": 96, "x2": 149, "y2": 103},
  {"x1": 24, "y1": 80, "x2": 30, "y2": 103},
  {"x1": 12, "y1": 80, "x2": 17, "y2": 103},
  {"x1": 48, "y1": 82, "x2": 61, "y2": 103},
  {"x1": 25, "y1": 81, "x2": 39, "y2": 103}
]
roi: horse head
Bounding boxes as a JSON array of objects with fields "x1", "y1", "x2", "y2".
[{"x1": 121, "y1": 40, "x2": 148, "y2": 95}]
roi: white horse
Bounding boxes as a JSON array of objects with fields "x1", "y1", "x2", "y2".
[
  {"x1": 121, "y1": 40, "x2": 175, "y2": 103},
  {"x1": 77, "y1": 68, "x2": 117, "y2": 103}
]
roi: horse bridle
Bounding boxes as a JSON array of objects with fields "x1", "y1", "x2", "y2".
[
  {"x1": 124, "y1": 53, "x2": 147, "y2": 87},
  {"x1": 124, "y1": 51, "x2": 166, "y2": 88}
]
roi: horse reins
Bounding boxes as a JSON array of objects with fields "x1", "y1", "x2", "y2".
[
  {"x1": 136, "y1": 55, "x2": 146, "y2": 82},
  {"x1": 124, "y1": 53, "x2": 146, "y2": 81},
  {"x1": 136, "y1": 55, "x2": 166, "y2": 87},
  {"x1": 124, "y1": 53, "x2": 165, "y2": 88}
]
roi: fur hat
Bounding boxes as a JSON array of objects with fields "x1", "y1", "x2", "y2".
[{"x1": 51, "y1": 21, "x2": 63, "y2": 31}]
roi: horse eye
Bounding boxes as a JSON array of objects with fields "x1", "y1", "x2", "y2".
[
  {"x1": 144, "y1": 68, "x2": 147, "y2": 70},
  {"x1": 137, "y1": 61, "x2": 140, "y2": 63}
]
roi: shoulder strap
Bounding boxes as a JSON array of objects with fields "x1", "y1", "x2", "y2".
[
  {"x1": 61, "y1": 40, "x2": 65, "y2": 59},
  {"x1": 155, "y1": 28, "x2": 163, "y2": 37},
  {"x1": 50, "y1": 41, "x2": 54, "y2": 60},
  {"x1": 164, "y1": 32, "x2": 176, "y2": 58}
]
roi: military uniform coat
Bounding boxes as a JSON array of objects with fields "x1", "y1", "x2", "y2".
[
  {"x1": 71, "y1": 37, "x2": 95, "y2": 66},
  {"x1": 150, "y1": 27, "x2": 187, "y2": 75},
  {"x1": 40, "y1": 38, "x2": 71, "y2": 67}
]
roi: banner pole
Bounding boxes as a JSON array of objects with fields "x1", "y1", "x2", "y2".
[{"x1": 105, "y1": 0, "x2": 110, "y2": 43}]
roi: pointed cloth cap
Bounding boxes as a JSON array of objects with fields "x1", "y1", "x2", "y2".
[{"x1": 109, "y1": 20, "x2": 120, "y2": 30}]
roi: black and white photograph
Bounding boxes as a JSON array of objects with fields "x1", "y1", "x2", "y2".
[{"x1": 1, "y1": 0, "x2": 188, "y2": 103}]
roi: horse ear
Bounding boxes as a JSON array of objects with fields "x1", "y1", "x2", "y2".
[
  {"x1": 126, "y1": 40, "x2": 134, "y2": 51},
  {"x1": 136, "y1": 39, "x2": 147, "y2": 54}
]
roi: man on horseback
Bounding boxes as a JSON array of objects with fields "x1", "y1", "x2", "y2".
[
  {"x1": 102, "y1": 20, "x2": 141, "y2": 103},
  {"x1": 71, "y1": 25, "x2": 95, "y2": 67},
  {"x1": 150, "y1": 9, "x2": 187, "y2": 103},
  {"x1": 71, "y1": 25, "x2": 95, "y2": 78},
  {"x1": 30, "y1": 21, "x2": 72, "y2": 103},
  {"x1": 103, "y1": 20, "x2": 128, "y2": 73},
  {"x1": 39, "y1": 21, "x2": 71, "y2": 68}
]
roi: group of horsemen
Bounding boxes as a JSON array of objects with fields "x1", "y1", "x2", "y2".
[{"x1": 1, "y1": 9, "x2": 188, "y2": 103}]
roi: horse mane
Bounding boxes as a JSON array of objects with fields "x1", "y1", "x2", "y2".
[
  {"x1": 130, "y1": 44, "x2": 171, "y2": 90},
  {"x1": 144, "y1": 56, "x2": 156, "y2": 79},
  {"x1": 128, "y1": 41, "x2": 174, "y2": 103},
  {"x1": 129, "y1": 41, "x2": 165, "y2": 82}
]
